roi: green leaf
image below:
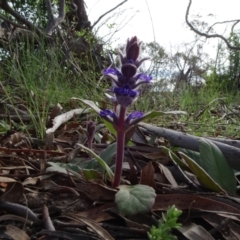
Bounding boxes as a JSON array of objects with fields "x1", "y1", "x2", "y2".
[
  {"x1": 72, "y1": 98, "x2": 114, "y2": 125},
  {"x1": 179, "y1": 152, "x2": 226, "y2": 193},
  {"x1": 76, "y1": 144, "x2": 114, "y2": 181},
  {"x1": 115, "y1": 184, "x2": 156, "y2": 216},
  {"x1": 82, "y1": 169, "x2": 102, "y2": 180},
  {"x1": 71, "y1": 98, "x2": 101, "y2": 113},
  {"x1": 130, "y1": 111, "x2": 187, "y2": 127},
  {"x1": 99, "y1": 142, "x2": 117, "y2": 166},
  {"x1": 103, "y1": 119, "x2": 116, "y2": 136},
  {"x1": 199, "y1": 138, "x2": 236, "y2": 195},
  {"x1": 161, "y1": 146, "x2": 190, "y2": 171},
  {"x1": 180, "y1": 148, "x2": 202, "y2": 167}
]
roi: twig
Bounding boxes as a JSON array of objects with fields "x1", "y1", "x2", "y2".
[
  {"x1": 185, "y1": 0, "x2": 240, "y2": 51},
  {"x1": 91, "y1": 0, "x2": 128, "y2": 30}
]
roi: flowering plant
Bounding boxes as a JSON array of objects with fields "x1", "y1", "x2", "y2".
[
  {"x1": 72, "y1": 36, "x2": 186, "y2": 215},
  {"x1": 72, "y1": 36, "x2": 185, "y2": 187},
  {"x1": 99, "y1": 36, "x2": 152, "y2": 187}
]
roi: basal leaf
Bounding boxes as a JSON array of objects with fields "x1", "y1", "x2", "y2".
[
  {"x1": 71, "y1": 98, "x2": 101, "y2": 114},
  {"x1": 179, "y1": 152, "x2": 226, "y2": 193},
  {"x1": 76, "y1": 143, "x2": 114, "y2": 181},
  {"x1": 180, "y1": 148, "x2": 202, "y2": 167},
  {"x1": 99, "y1": 142, "x2": 117, "y2": 166},
  {"x1": 71, "y1": 98, "x2": 114, "y2": 125},
  {"x1": 115, "y1": 184, "x2": 156, "y2": 216},
  {"x1": 161, "y1": 146, "x2": 190, "y2": 171},
  {"x1": 199, "y1": 138, "x2": 236, "y2": 195},
  {"x1": 82, "y1": 169, "x2": 102, "y2": 180}
]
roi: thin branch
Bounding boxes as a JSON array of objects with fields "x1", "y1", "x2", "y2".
[
  {"x1": 185, "y1": 0, "x2": 240, "y2": 51},
  {"x1": 207, "y1": 19, "x2": 240, "y2": 33},
  {"x1": 0, "y1": 0, "x2": 43, "y2": 36},
  {"x1": 0, "y1": 14, "x2": 28, "y2": 30},
  {"x1": 45, "y1": 0, "x2": 66, "y2": 35},
  {"x1": 90, "y1": 0, "x2": 128, "y2": 30}
]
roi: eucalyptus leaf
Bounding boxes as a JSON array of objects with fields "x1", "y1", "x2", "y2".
[
  {"x1": 199, "y1": 138, "x2": 236, "y2": 195},
  {"x1": 115, "y1": 184, "x2": 156, "y2": 216}
]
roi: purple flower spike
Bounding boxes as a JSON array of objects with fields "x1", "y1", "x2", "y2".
[{"x1": 126, "y1": 36, "x2": 140, "y2": 62}]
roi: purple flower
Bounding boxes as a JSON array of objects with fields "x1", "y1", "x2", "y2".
[
  {"x1": 100, "y1": 109, "x2": 116, "y2": 117},
  {"x1": 128, "y1": 73, "x2": 152, "y2": 88},
  {"x1": 114, "y1": 86, "x2": 138, "y2": 97},
  {"x1": 103, "y1": 68, "x2": 125, "y2": 86},
  {"x1": 113, "y1": 86, "x2": 139, "y2": 108},
  {"x1": 104, "y1": 68, "x2": 152, "y2": 89},
  {"x1": 100, "y1": 109, "x2": 118, "y2": 125},
  {"x1": 124, "y1": 111, "x2": 144, "y2": 127},
  {"x1": 127, "y1": 111, "x2": 143, "y2": 120}
]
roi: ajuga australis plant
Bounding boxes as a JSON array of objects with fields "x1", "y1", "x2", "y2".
[{"x1": 99, "y1": 36, "x2": 152, "y2": 187}]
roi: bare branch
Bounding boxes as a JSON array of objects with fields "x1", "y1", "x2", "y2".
[
  {"x1": 91, "y1": 0, "x2": 128, "y2": 30},
  {"x1": 185, "y1": 0, "x2": 240, "y2": 51},
  {"x1": 0, "y1": 14, "x2": 28, "y2": 30},
  {"x1": 207, "y1": 19, "x2": 240, "y2": 33},
  {"x1": 0, "y1": 0, "x2": 43, "y2": 36},
  {"x1": 45, "y1": 0, "x2": 66, "y2": 35}
]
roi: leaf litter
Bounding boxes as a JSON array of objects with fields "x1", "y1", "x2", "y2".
[{"x1": 0, "y1": 102, "x2": 240, "y2": 239}]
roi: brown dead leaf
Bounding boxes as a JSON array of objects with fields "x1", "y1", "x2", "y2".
[
  {"x1": 5, "y1": 225, "x2": 30, "y2": 240},
  {"x1": 179, "y1": 223, "x2": 215, "y2": 240},
  {"x1": 202, "y1": 214, "x2": 240, "y2": 240},
  {"x1": 139, "y1": 151, "x2": 167, "y2": 160},
  {"x1": 140, "y1": 162, "x2": 157, "y2": 189},
  {"x1": 64, "y1": 213, "x2": 115, "y2": 240},
  {"x1": 77, "y1": 202, "x2": 115, "y2": 222},
  {"x1": 2, "y1": 182, "x2": 23, "y2": 203},
  {"x1": 153, "y1": 194, "x2": 240, "y2": 215},
  {"x1": 154, "y1": 162, "x2": 178, "y2": 187},
  {"x1": 76, "y1": 182, "x2": 117, "y2": 201}
]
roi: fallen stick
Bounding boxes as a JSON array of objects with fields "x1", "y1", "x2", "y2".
[{"x1": 138, "y1": 122, "x2": 240, "y2": 171}]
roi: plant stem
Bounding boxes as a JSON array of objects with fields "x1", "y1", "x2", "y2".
[{"x1": 113, "y1": 106, "x2": 126, "y2": 187}]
